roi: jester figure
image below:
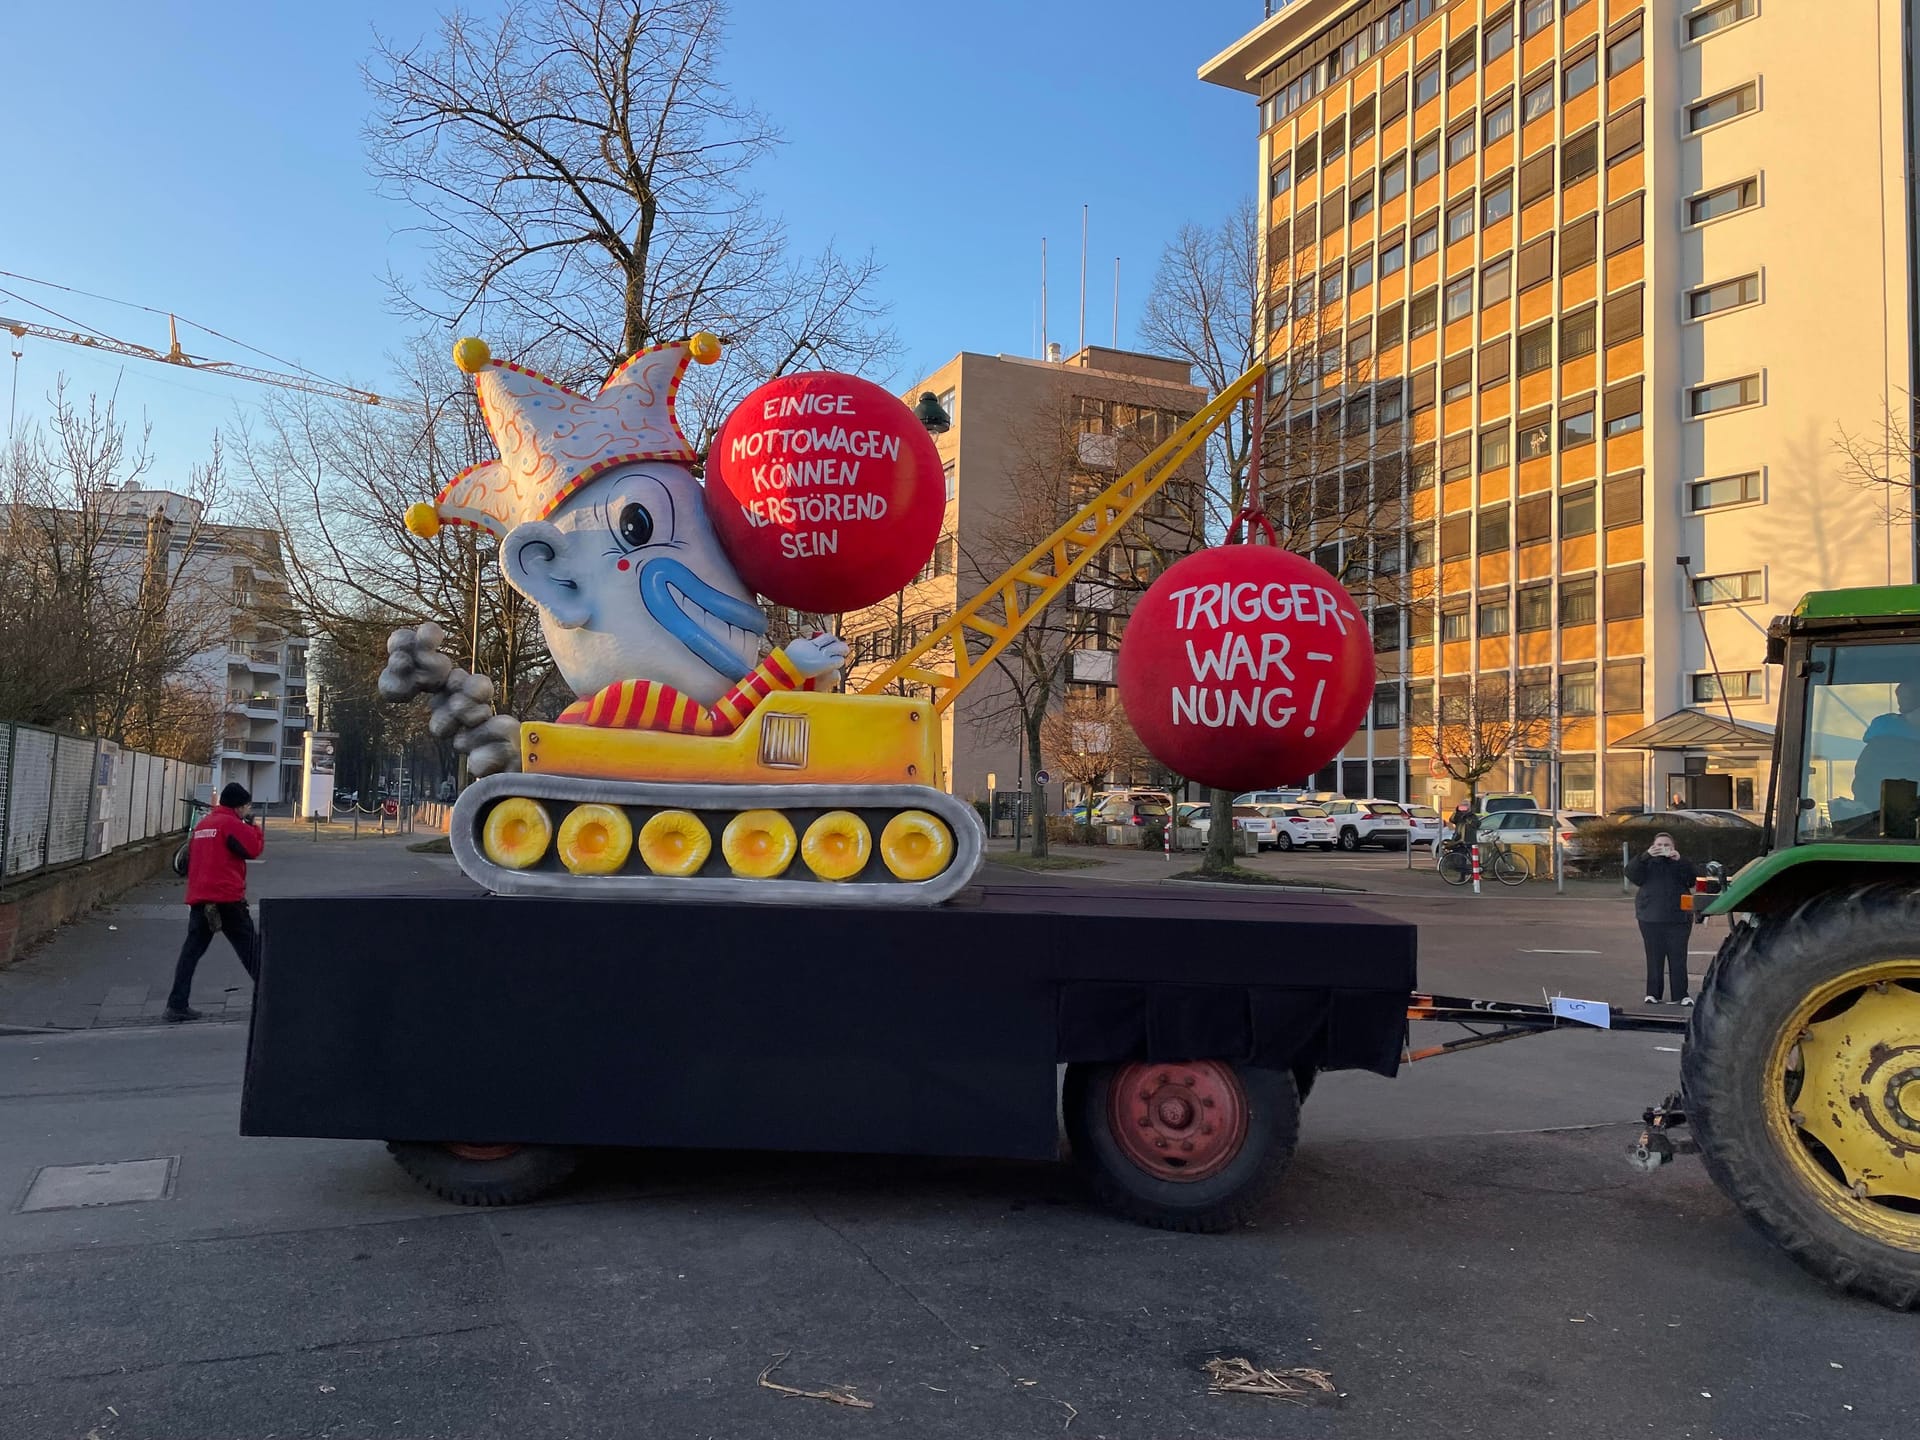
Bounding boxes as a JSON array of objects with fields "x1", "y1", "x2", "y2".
[{"x1": 381, "y1": 333, "x2": 847, "y2": 771}]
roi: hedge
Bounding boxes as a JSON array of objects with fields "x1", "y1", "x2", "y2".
[{"x1": 1569, "y1": 817, "x2": 1767, "y2": 879}]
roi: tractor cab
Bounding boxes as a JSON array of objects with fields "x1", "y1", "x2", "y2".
[{"x1": 1706, "y1": 584, "x2": 1920, "y2": 915}]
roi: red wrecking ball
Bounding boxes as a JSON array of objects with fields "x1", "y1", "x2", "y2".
[
  {"x1": 1116, "y1": 545, "x2": 1373, "y2": 793},
  {"x1": 705, "y1": 371, "x2": 946, "y2": 614}
]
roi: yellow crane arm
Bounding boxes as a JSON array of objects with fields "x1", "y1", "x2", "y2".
[
  {"x1": 1, "y1": 314, "x2": 425, "y2": 414},
  {"x1": 859, "y1": 361, "x2": 1266, "y2": 712}
]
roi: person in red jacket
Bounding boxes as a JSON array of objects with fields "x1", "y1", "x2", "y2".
[{"x1": 166, "y1": 782, "x2": 265, "y2": 1022}]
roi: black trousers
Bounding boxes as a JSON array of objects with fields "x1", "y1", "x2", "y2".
[
  {"x1": 1639, "y1": 920, "x2": 1692, "y2": 1001},
  {"x1": 168, "y1": 903, "x2": 259, "y2": 1011}
]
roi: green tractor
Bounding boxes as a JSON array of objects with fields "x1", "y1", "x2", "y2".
[{"x1": 1681, "y1": 584, "x2": 1920, "y2": 1308}]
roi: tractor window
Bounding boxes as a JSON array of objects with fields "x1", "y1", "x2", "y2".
[{"x1": 1799, "y1": 642, "x2": 1920, "y2": 842}]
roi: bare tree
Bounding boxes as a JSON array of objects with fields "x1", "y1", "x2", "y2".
[
  {"x1": 0, "y1": 380, "x2": 230, "y2": 753},
  {"x1": 230, "y1": 340, "x2": 555, "y2": 722},
  {"x1": 1412, "y1": 676, "x2": 1552, "y2": 806},
  {"x1": 1138, "y1": 199, "x2": 1418, "y2": 872},
  {"x1": 1040, "y1": 690, "x2": 1149, "y2": 839},
  {"x1": 365, "y1": 0, "x2": 897, "y2": 441},
  {"x1": 1834, "y1": 396, "x2": 1920, "y2": 528}
]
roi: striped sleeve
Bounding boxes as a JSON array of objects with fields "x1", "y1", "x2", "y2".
[
  {"x1": 557, "y1": 652, "x2": 806, "y2": 735},
  {"x1": 707, "y1": 649, "x2": 805, "y2": 735}
]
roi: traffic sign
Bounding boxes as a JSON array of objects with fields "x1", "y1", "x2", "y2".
[{"x1": 1035, "y1": 770, "x2": 1051, "y2": 785}]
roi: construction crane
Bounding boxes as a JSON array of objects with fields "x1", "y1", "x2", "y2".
[{"x1": 1, "y1": 312, "x2": 426, "y2": 415}]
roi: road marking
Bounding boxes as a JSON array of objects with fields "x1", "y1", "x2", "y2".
[{"x1": 1522, "y1": 949, "x2": 1602, "y2": 955}]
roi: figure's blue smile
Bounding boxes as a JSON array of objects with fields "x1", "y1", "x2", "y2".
[{"x1": 639, "y1": 556, "x2": 767, "y2": 683}]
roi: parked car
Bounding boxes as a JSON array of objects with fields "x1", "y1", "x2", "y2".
[
  {"x1": 1402, "y1": 804, "x2": 1445, "y2": 848},
  {"x1": 1233, "y1": 789, "x2": 1310, "y2": 807},
  {"x1": 1258, "y1": 804, "x2": 1336, "y2": 851},
  {"x1": 1479, "y1": 792, "x2": 1542, "y2": 815},
  {"x1": 1319, "y1": 798, "x2": 1411, "y2": 850},
  {"x1": 1189, "y1": 804, "x2": 1281, "y2": 849},
  {"x1": 1666, "y1": 808, "x2": 1763, "y2": 830},
  {"x1": 1093, "y1": 794, "x2": 1171, "y2": 829},
  {"x1": 1475, "y1": 809, "x2": 1600, "y2": 847}
]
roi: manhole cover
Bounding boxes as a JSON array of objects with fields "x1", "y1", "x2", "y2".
[{"x1": 18, "y1": 1158, "x2": 177, "y2": 1212}]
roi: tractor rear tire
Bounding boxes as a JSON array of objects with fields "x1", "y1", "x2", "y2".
[
  {"x1": 1683, "y1": 887, "x2": 1920, "y2": 1310},
  {"x1": 1065, "y1": 1061, "x2": 1299, "y2": 1233},
  {"x1": 386, "y1": 1142, "x2": 581, "y2": 1207}
]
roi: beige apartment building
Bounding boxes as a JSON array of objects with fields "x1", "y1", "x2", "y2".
[
  {"x1": 1202, "y1": 0, "x2": 1918, "y2": 813},
  {"x1": 841, "y1": 346, "x2": 1208, "y2": 801}
]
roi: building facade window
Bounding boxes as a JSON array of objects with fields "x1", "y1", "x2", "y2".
[
  {"x1": 1351, "y1": 183, "x2": 1376, "y2": 221},
  {"x1": 1561, "y1": 485, "x2": 1596, "y2": 535},
  {"x1": 1414, "y1": 137, "x2": 1441, "y2": 184},
  {"x1": 1522, "y1": 0, "x2": 1554, "y2": 38},
  {"x1": 1604, "y1": 378, "x2": 1644, "y2": 436},
  {"x1": 1518, "y1": 585, "x2": 1553, "y2": 630},
  {"x1": 1560, "y1": 577, "x2": 1597, "y2": 626},
  {"x1": 1480, "y1": 424, "x2": 1511, "y2": 469},
  {"x1": 1322, "y1": 270, "x2": 1345, "y2": 306},
  {"x1": 1607, "y1": 21, "x2": 1643, "y2": 73},
  {"x1": 1688, "y1": 0, "x2": 1757, "y2": 42},
  {"x1": 1413, "y1": 218, "x2": 1440, "y2": 258},
  {"x1": 1519, "y1": 407, "x2": 1552, "y2": 459},
  {"x1": 1483, "y1": 178, "x2": 1514, "y2": 226},
  {"x1": 1563, "y1": 127, "x2": 1599, "y2": 186},
  {"x1": 1688, "y1": 273, "x2": 1761, "y2": 319},
  {"x1": 1448, "y1": 122, "x2": 1477, "y2": 166},
  {"x1": 1382, "y1": 156, "x2": 1408, "y2": 200},
  {"x1": 1441, "y1": 609, "x2": 1471, "y2": 641},
  {"x1": 1415, "y1": 61, "x2": 1442, "y2": 107},
  {"x1": 1483, "y1": 255, "x2": 1512, "y2": 306},
  {"x1": 1479, "y1": 502, "x2": 1510, "y2": 549},
  {"x1": 1692, "y1": 669, "x2": 1765, "y2": 702},
  {"x1": 1448, "y1": 196, "x2": 1476, "y2": 243},
  {"x1": 1522, "y1": 76, "x2": 1554, "y2": 125},
  {"x1": 1689, "y1": 374, "x2": 1763, "y2": 416},
  {"x1": 1351, "y1": 252, "x2": 1375, "y2": 291},
  {"x1": 1381, "y1": 237, "x2": 1407, "y2": 275},
  {"x1": 1410, "y1": 289, "x2": 1439, "y2": 337},
  {"x1": 1692, "y1": 569, "x2": 1766, "y2": 606},
  {"x1": 1561, "y1": 670, "x2": 1598, "y2": 715},
  {"x1": 1561, "y1": 306, "x2": 1597, "y2": 359},
  {"x1": 1485, "y1": 96, "x2": 1515, "y2": 144},
  {"x1": 1270, "y1": 162, "x2": 1292, "y2": 199},
  {"x1": 1448, "y1": 32, "x2": 1477, "y2": 87},
  {"x1": 1689, "y1": 177, "x2": 1761, "y2": 225},
  {"x1": 1688, "y1": 82, "x2": 1759, "y2": 133},
  {"x1": 1519, "y1": 323, "x2": 1554, "y2": 375},
  {"x1": 1479, "y1": 599, "x2": 1511, "y2": 636},
  {"x1": 1486, "y1": 7, "x2": 1515, "y2": 59},
  {"x1": 1689, "y1": 471, "x2": 1764, "y2": 511},
  {"x1": 1563, "y1": 49, "x2": 1599, "y2": 101}
]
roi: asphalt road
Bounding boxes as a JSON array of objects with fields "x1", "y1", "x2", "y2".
[{"x1": 1, "y1": 835, "x2": 1913, "y2": 1439}]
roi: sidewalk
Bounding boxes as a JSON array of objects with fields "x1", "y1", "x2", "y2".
[{"x1": 0, "y1": 832, "x2": 464, "y2": 1032}]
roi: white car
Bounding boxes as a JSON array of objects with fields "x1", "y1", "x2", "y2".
[
  {"x1": 1402, "y1": 804, "x2": 1445, "y2": 848},
  {"x1": 1189, "y1": 804, "x2": 1281, "y2": 849},
  {"x1": 1320, "y1": 798, "x2": 1412, "y2": 850},
  {"x1": 1234, "y1": 789, "x2": 1311, "y2": 807},
  {"x1": 1258, "y1": 804, "x2": 1336, "y2": 851},
  {"x1": 1475, "y1": 809, "x2": 1600, "y2": 848}
]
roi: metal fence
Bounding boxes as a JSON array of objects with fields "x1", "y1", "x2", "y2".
[{"x1": 0, "y1": 722, "x2": 213, "y2": 888}]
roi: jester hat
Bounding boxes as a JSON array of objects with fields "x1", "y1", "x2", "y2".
[{"x1": 404, "y1": 332, "x2": 723, "y2": 540}]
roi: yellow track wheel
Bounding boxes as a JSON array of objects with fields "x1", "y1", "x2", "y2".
[
  {"x1": 482, "y1": 798, "x2": 553, "y2": 870},
  {"x1": 722, "y1": 810, "x2": 797, "y2": 878},
  {"x1": 637, "y1": 810, "x2": 712, "y2": 876},
  {"x1": 880, "y1": 810, "x2": 953, "y2": 881},
  {"x1": 1764, "y1": 960, "x2": 1920, "y2": 1250},
  {"x1": 802, "y1": 811, "x2": 872, "y2": 881},
  {"x1": 555, "y1": 803, "x2": 634, "y2": 875}
]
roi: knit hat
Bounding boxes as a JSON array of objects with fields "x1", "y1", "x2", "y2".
[{"x1": 220, "y1": 782, "x2": 252, "y2": 808}]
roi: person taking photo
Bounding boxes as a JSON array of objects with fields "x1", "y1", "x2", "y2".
[{"x1": 1626, "y1": 831, "x2": 1699, "y2": 1006}]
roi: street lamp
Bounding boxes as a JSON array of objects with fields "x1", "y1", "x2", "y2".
[{"x1": 912, "y1": 391, "x2": 951, "y2": 434}]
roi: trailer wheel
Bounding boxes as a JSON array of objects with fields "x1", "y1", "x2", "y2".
[
  {"x1": 385, "y1": 1141, "x2": 581, "y2": 1207},
  {"x1": 1683, "y1": 888, "x2": 1920, "y2": 1310},
  {"x1": 1064, "y1": 1060, "x2": 1298, "y2": 1233}
]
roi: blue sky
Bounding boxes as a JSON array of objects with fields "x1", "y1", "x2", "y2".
[{"x1": 2, "y1": 1, "x2": 1258, "y2": 485}]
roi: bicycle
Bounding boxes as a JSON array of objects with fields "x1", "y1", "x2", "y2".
[{"x1": 1435, "y1": 836, "x2": 1529, "y2": 887}]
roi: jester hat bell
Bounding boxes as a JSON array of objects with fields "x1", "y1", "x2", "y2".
[{"x1": 403, "y1": 331, "x2": 724, "y2": 540}]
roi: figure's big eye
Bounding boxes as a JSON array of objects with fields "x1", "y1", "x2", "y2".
[{"x1": 617, "y1": 502, "x2": 654, "y2": 549}]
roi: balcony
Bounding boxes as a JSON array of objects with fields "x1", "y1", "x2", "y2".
[
  {"x1": 1073, "y1": 581, "x2": 1120, "y2": 613},
  {"x1": 226, "y1": 691, "x2": 280, "y2": 718},
  {"x1": 219, "y1": 738, "x2": 278, "y2": 758}
]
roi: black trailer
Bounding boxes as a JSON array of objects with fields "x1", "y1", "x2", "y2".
[{"x1": 242, "y1": 881, "x2": 1426, "y2": 1229}]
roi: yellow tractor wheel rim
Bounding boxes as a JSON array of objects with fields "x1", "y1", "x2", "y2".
[{"x1": 1762, "y1": 959, "x2": 1920, "y2": 1250}]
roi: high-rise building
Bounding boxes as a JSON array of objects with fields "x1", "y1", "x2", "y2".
[
  {"x1": 1202, "y1": 0, "x2": 1917, "y2": 813},
  {"x1": 98, "y1": 485, "x2": 311, "y2": 804},
  {"x1": 839, "y1": 346, "x2": 1208, "y2": 800}
]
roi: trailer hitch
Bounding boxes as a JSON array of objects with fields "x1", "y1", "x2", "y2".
[{"x1": 1627, "y1": 1092, "x2": 1699, "y2": 1171}]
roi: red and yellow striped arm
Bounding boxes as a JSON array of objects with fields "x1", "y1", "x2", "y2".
[{"x1": 556, "y1": 648, "x2": 810, "y2": 735}]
